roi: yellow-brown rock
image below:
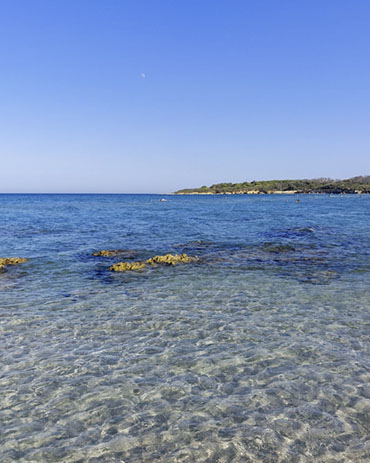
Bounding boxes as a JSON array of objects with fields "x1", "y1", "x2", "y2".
[
  {"x1": 110, "y1": 261, "x2": 146, "y2": 272},
  {"x1": 0, "y1": 257, "x2": 28, "y2": 271},
  {"x1": 145, "y1": 253, "x2": 197, "y2": 266},
  {"x1": 93, "y1": 250, "x2": 134, "y2": 257}
]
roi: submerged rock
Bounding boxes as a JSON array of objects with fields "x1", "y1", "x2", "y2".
[
  {"x1": 294, "y1": 227, "x2": 315, "y2": 234},
  {"x1": 145, "y1": 253, "x2": 198, "y2": 266},
  {"x1": 93, "y1": 249, "x2": 134, "y2": 258},
  {"x1": 261, "y1": 243, "x2": 296, "y2": 253},
  {"x1": 0, "y1": 257, "x2": 28, "y2": 271},
  {"x1": 110, "y1": 261, "x2": 146, "y2": 272}
]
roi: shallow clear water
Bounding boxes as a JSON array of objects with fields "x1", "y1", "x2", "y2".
[{"x1": 1, "y1": 194, "x2": 370, "y2": 462}]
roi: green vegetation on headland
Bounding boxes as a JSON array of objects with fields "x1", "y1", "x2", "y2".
[{"x1": 174, "y1": 176, "x2": 370, "y2": 195}]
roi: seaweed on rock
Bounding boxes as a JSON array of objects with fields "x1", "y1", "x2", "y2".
[
  {"x1": 110, "y1": 253, "x2": 198, "y2": 272},
  {"x1": 110, "y1": 261, "x2": 146, "y2": 272},
  {"x1": 146, "y1": 253, "x2": 198, "y2": 266},
  {"x1": 0, "y1": 257, "x2": 28, "y2": 272},
  {"x1": 93, "y1": 249, "x2": 135, "y2": 258}
]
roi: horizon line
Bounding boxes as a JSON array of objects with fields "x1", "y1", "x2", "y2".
[{"x1": 0, "y1": 192, "x2": 175, "y2": 195}]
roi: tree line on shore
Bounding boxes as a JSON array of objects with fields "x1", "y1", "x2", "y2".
[{"x1": 175, "y1": 176, "x2": 370, "y2": 195}]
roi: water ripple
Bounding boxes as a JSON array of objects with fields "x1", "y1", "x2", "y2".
[{"x1": 1, "y1": 194, "x2": 370, "y2": 462}]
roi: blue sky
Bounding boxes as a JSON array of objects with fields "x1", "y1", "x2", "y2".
[{"x1": 1, "y1": 0, "x2": 370, "y2": 193}]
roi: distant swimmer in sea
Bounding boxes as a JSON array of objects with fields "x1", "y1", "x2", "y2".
[{"x1": 296, "y1": 199, "x2": 300, "y2": 203}]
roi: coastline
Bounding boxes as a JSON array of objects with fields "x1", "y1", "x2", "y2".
[
  {"x1": 174, "y1": 176, "x2": 370, "y2": 195},
  {"x1": 174, "y1": 190, "x2": 368, "y2": 195}
]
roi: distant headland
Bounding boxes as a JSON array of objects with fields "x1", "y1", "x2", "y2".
[{"x1": 174, "y1": 176, "x2": 370, "y2": 195}]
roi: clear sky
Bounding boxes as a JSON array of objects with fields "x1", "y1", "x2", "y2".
[{"x1": 1, "y1": 0, "x2": 370, "y2": 193}]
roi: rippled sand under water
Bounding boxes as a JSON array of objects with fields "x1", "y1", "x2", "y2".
[{"x1": 1, "y1": 194, "x2": 370, "y2": 462}]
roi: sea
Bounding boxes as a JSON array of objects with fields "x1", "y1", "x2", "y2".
[{"x1": 1, "y1": 193, "x2": 370, "y2": 463}]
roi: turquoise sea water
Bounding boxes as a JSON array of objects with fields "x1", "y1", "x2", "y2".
[{"x1": 1, "y1": 193, "x2": 370, "y2": 463}]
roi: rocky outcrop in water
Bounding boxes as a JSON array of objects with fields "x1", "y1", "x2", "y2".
[
  {"x1": 110, "y1": 253, "x2": 198, "y2": 272},
  {"x1": 93, "y1": 249, "x2": 135, "y2": 258},
  {"x1": 110, "y1": 261, "x2": 146, "y2": 272},
  {"x1": 146, "y1": 253, "x2": 197, "y2": 266},
  {"x1": 0, "y1": 257, "x2": 28, "y2": 272}
]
